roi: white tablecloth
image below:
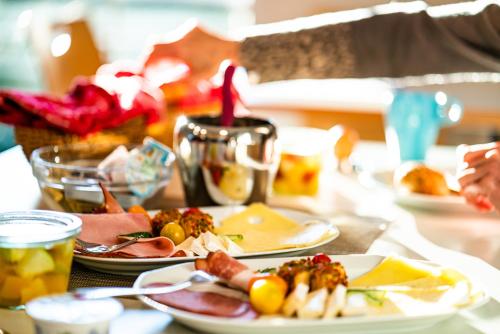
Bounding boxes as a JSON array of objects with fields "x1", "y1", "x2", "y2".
[{"x1": 1, "y1": 144, "x2": 499, "y2": 334}]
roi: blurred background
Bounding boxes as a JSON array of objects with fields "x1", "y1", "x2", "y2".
[{"x1": 1, "y1": 0, "x2": 499, "y2": 152}]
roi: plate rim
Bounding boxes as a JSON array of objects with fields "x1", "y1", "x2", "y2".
[{"x1": 359, "y1": 170, "x2": 466, "y2": 205}]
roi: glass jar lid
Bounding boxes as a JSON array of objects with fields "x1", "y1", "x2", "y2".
[{"x1": 0, "y1": 210, "x2": 81, "y2": 248}]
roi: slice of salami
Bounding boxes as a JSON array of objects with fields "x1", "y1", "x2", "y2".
[{"x1": 146, "y1": 283, "x2": 257, "y2": 319}]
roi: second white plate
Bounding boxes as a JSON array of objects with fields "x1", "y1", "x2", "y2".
[
  {"x1": 360, "y1": 170, "x2": 472, "y2": 213},
  {"x1": 134, "y1": 255, "x2": 487, "y2": 334}
]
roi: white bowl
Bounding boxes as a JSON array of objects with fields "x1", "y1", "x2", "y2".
[{"x1": 25, "y1": 294, "x2": 123, "y2": 334}]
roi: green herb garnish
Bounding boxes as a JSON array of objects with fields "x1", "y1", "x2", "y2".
[
  {"x1": 119, "y1": 231, "x2": 153, "y2": 239},
  {"x1": 348, "y1": 289, "x2": 386, "y2": 307},
  {"x1": 258, "y1": 267, "x2": 277, "y2": 274},
  {"x1": 222, "y1": 234, "x2": 244, "y2": 242}
]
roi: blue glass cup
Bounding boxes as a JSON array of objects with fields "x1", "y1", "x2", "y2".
[{"x1": 385, "y1": 90, "x2": 463, "y2": 163}]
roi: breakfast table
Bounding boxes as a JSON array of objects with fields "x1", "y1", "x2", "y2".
[{"x1": 0, "y1": 142, "x2": 499, "y2": 334}]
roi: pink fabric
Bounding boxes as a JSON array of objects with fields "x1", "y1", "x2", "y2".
[
  {"x1": 0, "y1": 74, "x2": 162, "y2": 136},
  {"x1": 77, "y1": 213, "x2": 175, "y2": 258}
]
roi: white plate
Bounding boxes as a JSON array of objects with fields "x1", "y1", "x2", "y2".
[
  {"x1": 134, "y1": 255, "x2": 488, "y2": 334},
  {"x1": 73, "y1": 206, "x2": 339, "y2": 275},
  {"x1": 360, "y1": 170, "x2": 472, "y2": 213}
]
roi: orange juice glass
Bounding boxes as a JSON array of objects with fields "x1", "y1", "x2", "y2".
[{"x1": 273, "y1": 127, "x2": 330, "y2": 196}]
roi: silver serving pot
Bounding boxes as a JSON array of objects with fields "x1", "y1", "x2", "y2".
[{"x1": 174, "y1": 115, "x2": 280, "y2": 206}]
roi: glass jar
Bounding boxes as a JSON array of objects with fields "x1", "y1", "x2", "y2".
[
  {"x1": 273, "y1": 127, "x2": 330, "y2": 196},
  {"x1": 0, "y1": 211, "x2": 81, "y2": 309}
]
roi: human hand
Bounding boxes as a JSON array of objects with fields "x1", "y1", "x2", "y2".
[
  {"x1": 457, "y1": 142, "x2": 500, "y2": 213},
  {"x1": 142, "y1": 20, "x2": 240, "y2": 82}
]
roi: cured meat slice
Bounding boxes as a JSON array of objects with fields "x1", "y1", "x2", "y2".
[
  {"x1": 196, "y1": 251, "x2": 254, "y2": 291},
  {"x1": 99, "y1": 182, "x2": 125, "y2": 213},
  {"x1": 146, "y1": 283, "x2": 257, "y2": 319},
  {"x1": 77, "y1": 213, "x2": 175, "y2": 258}
]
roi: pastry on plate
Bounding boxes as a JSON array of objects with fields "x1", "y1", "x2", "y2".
[{"x1": 394, "y1": 163, "x2": 451, "y2": 196}]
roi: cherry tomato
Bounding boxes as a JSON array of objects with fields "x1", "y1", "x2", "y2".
[
  {"x1": 182, "y1": 208, "x2": 201, "y2": 217},
  {"x1": 160, "y1": 223, "x2": 186, "y2": 245},
  {"x1": 247, "y1": 273, "x2": 288, "y2": 292},
  {"x1": 249, "y1": 276, "x2": 287, "y2": 315},
  {"x1": 247, "y1": 273, "x2": 268, "y2": 291},
  {"x1": 312, "y1": 253, "x2": 331, "y2": 265}
]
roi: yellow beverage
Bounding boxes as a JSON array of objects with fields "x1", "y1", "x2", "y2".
[
  {"x1": 273, "y1": 127, "x2": 329, "y2": 196},
  {"x1": 273, "y1": 153, "x2": 322, "y2": 196}
]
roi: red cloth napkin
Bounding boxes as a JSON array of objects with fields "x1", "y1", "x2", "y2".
[{"x1": 0, "y1": 74, "x2": 162, "y2": 136}]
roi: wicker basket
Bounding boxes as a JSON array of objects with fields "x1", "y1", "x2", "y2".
[{"x1": 15, "y1": 117, "x2": 147, "y2": 158}]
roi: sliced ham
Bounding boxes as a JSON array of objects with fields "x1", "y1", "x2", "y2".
[
  {"x1": 196, "y1": 251, "x2": 254, "y2": 291},
  {"x1": 146, "y1": 283, "x2": 257, "y2": 319},
  {"x1": 77, "y1": 213, "x2": 175, "y2": 258}
]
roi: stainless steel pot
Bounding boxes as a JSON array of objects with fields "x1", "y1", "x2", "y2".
[{"x1": 174, "y1": 115, "x2": 280, "y2": 206}]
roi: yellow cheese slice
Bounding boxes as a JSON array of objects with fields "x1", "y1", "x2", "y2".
[
  {"x1": 215, "y1": 203, "x2": 331, "y2": 253},
  {"x1": 350, "y1": 256, "x2": 442, "y2": 287},
  {"x1": 350, "y1": 256, "x2": 478, "y2": 308}
]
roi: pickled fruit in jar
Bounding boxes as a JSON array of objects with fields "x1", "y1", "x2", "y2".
[{"x1": 0, "y1": 238, "x2": 74, "y2": 307}]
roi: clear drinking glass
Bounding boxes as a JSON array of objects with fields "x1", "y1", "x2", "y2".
[{"x1": 273, "y1": 127, "x2": 329, "y2": 196}]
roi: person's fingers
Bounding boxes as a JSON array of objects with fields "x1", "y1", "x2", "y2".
[
  {"x1": 458, "y1": 154, "x2": 500, "y2": 187},
  {"x1": 466, "y1": 147, "x2": 500, "y2": 169},
  {"x1": 489, "y1": 187, "x2": 500, "y2": 213},
  {"x1": 462, "y1": 183, "x2": 482, "y2": 201},
  {"x1": 474, "y1": 196, "x2": 495, "y2": 212},
  {"x1": 462, "y1": 184, "x2": 495, "y2": 212},
  {"x1": 462, "y1": 142, "x2": 500, "y2": 164},
  {"x1": 463, "y1": 173, "x2": 500, "y2": 212},
  {"x1": 457, "y1": 165, "x2": 491, "y2": 188},
  {"x1": 477, "y1": 175, "x2": 497, "y2": 196}
]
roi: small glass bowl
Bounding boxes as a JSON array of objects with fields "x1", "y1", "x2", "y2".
[
  {"x1": 0, "y1": 210, "x2": 81, "y2": 309},
  {"x1": 31, "y1": 142, "x2": 175, "y2": 213}
]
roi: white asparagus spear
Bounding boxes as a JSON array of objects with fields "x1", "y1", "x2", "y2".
[
  {"x1": 297, "y1": 288, "x2": 328, "y2": 319},
  {"x1": 323, "y1": 284, "x2": 347, "y2": 318},
  {"x1": 282, "y1": 283, "x2": 309, "y2": 317},
  {"x1": 342, "y1": 292, "x2": 370, "y2": 317}
]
